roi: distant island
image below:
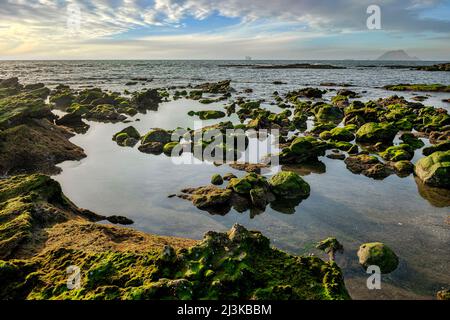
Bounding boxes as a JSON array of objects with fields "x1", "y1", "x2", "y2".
[{"x1": 377, "y1": 50, "x2": 420, "y2": 61}]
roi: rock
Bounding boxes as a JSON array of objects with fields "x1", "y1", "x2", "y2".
[
  {"x1": 336, "y1": 89, "x2": 358, "y2": 98},
  {"x1": 356, "y1": 122, "x2": 398, "y2": 143},
  {"x1": 163, "y1": 141, "x2": 181, "y2": 156},
  {"x1": 327, "y1": 153, "x2": 346, "y2": 160},
  {"x1": 86, "y1": 104, "x2": 127, "y2": 122},
  {"x1": 113, "y1": 126, "x2": 140, "y2": 140},
  {"x1": 268, "y1": 171, "x2": 310, "y2": 199},
  {"x1": 191, "y1": 110, "x2": 226, "y2": 120},
  {"x1": 319, "y1": 127, "x2": 355, "y2": 142},
  {"x1": 229, "y1": 162, "x2": 269, "y2": 174},
  {"x1": 141, "y1": 128, "x2": 172, "y2": 145},
  {"x1": 280, "y1": 136, "x2": 328, "y2": 164},
  {"x1": 182, "y1": 185, "x2": 232, "y2": 212},
  {"x1": 423, "y1": 141, "x2": 450, "y2": 156},
  {"x1": 345, "y1": 154, "x2": 392, "y2": 179},
  {"x1": 106, "y1": 215, "x2": 134, "y2": 225},
  {"x1": 55, "y1": 112, "x2": 89, "y2": 133},
  {"x1": 194, "y1": 80, "x2": 231, "y2": 94},
  {"x1": 392, "y1": 160, "x2": 414, "y2": 175},
  {"x1": 211, "y1": 174, "x2": 224, "y2": 186},
  {"x1": 400, "y1": 132, "x2": 425, "y2": 149},
  {"x1": 296, "y1": 87, "x2": 326, "y2": 99},
  {"x1": 414, "y1": 151, "x2": 450, "y2": 189},
  {"x1": 131, "y1": 89, "x2": 162, "y2": 111},
  {"x1": 0, "y1": 119, "x2": 86, "y2": 175},
  {"x1": 223, "y1": 173, "x2": 237, "y2": 181},
  {"x1": 313, "y1": 104, "x2": 344, "y2": 123},
  {"x1": 250, "y1": 188, "x2": 268, "y2": 209},
  {"x1": 379, "y1": 144, "x2": 414, "y2": 161},
  {"x1": 357, "y1": 242, "x2": 399, "y2": 274},
  {"x1": 138, "y1": 142, "x2": 164, "y2": 154},
  {"x1": 437, "y1": 289, "x2": 450, "y2": 300}
]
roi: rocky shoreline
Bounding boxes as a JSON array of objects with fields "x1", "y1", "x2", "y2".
[{"x1": 1, "y1": 76, "x2": 449, "y2": 300}]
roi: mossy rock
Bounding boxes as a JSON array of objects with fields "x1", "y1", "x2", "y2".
[
  {"x1": 393, "y1": 160, "x2": 414, "y2": 175},
  {"x1": 357, "y1": 242, "x2": 399, "y2": 274},
  {"x1": 356, "y1": 122, "x2": 398, "y2": 143},
  {"x1": 423, "y1": 141, "x2": 450, "y2": 156},
  {"x1": 400, "y1": 133, "x2": 424, "y2": 150},
  {"x1": 211, "y1": 174, "x2": 224, "y2": 186},
  {"x1": 113, "y1": 126, "x2": 140, "y2": 141},
  {"x1": 319, "y1": 127, "x2": 355, "y2": 142},
  {"x1": 0, "y1": 224, "x2": 350, "y2": 300},
  {"x1": 268, "y1": 171, "x2": 310, "y2": 199},
  {"x1": 193, "y1": 110, "x2": 226, "y2": 120},
  {"x1": 379, "y1": 144, "x2": 414, "y2": 161},
  {"x1": 414, "y1": 151, "x2": 450, "y2": 189},
  {"x1": 141, "y1": 129, "x2": 172, "y2": 145},
  {"x1": 163, "y1": 142, "x2": 181, "y2": 156}
]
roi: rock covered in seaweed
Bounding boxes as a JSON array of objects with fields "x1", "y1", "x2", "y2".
[
  {"x1": 414, "y1": 151, "x2": 450, "y2": 189},
  {"x1": 0, "y1": 223, "x2": 350, "y2": 300},
  {"x1": 357, "y1": 242, "x2": 399, "y2": 274}
]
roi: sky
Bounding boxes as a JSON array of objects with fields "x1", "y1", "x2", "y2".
[{"x1": 0, "y1": 0, "x2": 449, "y2": 60}]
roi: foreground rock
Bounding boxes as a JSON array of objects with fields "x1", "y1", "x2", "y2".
[
  {"x1": 345, "y1": 154, "x2": 393, "y2": 179},
  {"x1": 414, "y1": 151, "x2": 450, "y2": 189},
  {"x1": 180, "y1": 171, "x2": 310, "y2": 215},
  {"x1": 0, "y1": 174, "x2": 133, "y2": 260},
  {"x1": 357, "y1": 242, "x2": 399, "y2": 274},
  {"x1": 113, "y1": 126, "x2": 141, "y2": 147},
  {"x1": 0, "y1": 222, "x2": 349, "y2": 300},
  {"x1": 0, "y1": 119, "x2": 86, "y2": 175}
]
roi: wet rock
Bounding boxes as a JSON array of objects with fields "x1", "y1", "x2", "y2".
[
  {"x1": 379, "y1": 144, "x2": 414, "y2": 161},
  {"x1": 189, "y1": 110, "x2": 226, "y2": 120},
  {"x1": 194, "y1": 80, "x2": 231, "y2": 94},
  {"x1": 319, "y1": 127, "x2": 355, "y2": 142},
  {"x1": 357, "y1": 242, "x2": 399, "y2": 274},
  {"x1": 279, "y1": 136, "x2": 328, "y2": 164},
  {"x1": 86, "y1": 104, "x2": 127, "y2": 122},
  {"x1": 327, "y1": 153, "x2": 346, "y2": 160},
  {"x1": 132, "y1": 88, "x2": 162, "y2": 111},
  {"x1": 211, "y1": 174, "x2": 224, "y2": 186},
  {"x1": 141, "y1": 128, "x2": 172, "y2": 145},
  {"x1": 229, "y1": 162, "x2": 269, "y2": 174},
  {"x1": 268, "y1": 171, "x2": 310, "y2": 199},
  {"x1": 414, "y1": 151, "x2": 450, "y2": 189},
  {"x1": 400, "y1": 132, "x2": 425, "y2": 150},
  {"x1": 391, "y1": 160, "x2": 414, "y2": 176},
  {"x1": 113, "y1": 126, "x2": 141, "y2": 147},
  {"x1": 356, "y1": 122, "x2": 398, "y2": 143},
  {"x1": 138, "y1": 142, "x2": 164, "y2": 154},
  {"x1": 181, "y1": 185, "x2": 233, "y2": 212},
  {"x1": 223, "y1": 173, "x2": 237, "y2": 181},
  {"x1": 422, "y1": 141, "x2": 450, "y2": 156},
  {"x1": 313, "y1": 103, "x2": 344, "y2": 123},
  {"x1": 163, "y1": 141, "x2": 182, "y2": 156},
  {"x1": 437, "y1": 289, "x2": 450, "y2": 300},
  {"x1": 106, "y1": 215, "x2": 134, "y2": 225},
  {"x1": 345, "y1": 154, "x2": 393, "y2": 179}
]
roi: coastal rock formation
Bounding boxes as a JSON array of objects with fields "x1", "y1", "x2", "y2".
[{"x1": 0, "y1": 223, "x2": 350, "y2": 300}]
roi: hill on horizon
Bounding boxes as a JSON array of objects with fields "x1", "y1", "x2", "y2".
[{"x1": 377, "y1": 50, "x2": 420, "y2": 61}]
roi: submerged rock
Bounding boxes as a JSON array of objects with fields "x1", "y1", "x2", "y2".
[
  {"x1": 280, "y1": 136, "x2": 328, "y2": 164},
  {"x1": 357, "y1": 242, "x2": 399, "y2": 274},
  {"x1": 414, "y1": 151, "x2": 450, "y2": 189},
  {"x1": 189, "y1": 110, "x2": 226, "y2": 120}
]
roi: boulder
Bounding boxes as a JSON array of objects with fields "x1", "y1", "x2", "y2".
[
  {"x1": 141, "y1": 129, "x2": 172, "y2": 145},
  {"x1": 211, "y1": 174, "x2": 224, "y2": 186},
  {"x1": 268, "y1": 171, "x2": 310, "y2": 199},
  {"x1": 414, "y1": 151, "x2": 450, "y2": 189},
  {"x1": 356, "y1": 122, "x2": 398, "y2": 143},
  {"x1": 357, "y1": 242, "x2": 399, "y2": 274},
  {"x1": 379, "y1": 144, "x2": 414, "y2": 161}
]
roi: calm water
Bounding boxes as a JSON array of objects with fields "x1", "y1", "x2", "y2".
[{"x1": 2, "y1": 60, "x2": 449, "y2": 299}]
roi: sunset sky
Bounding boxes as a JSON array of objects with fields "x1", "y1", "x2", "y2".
[{"x1": 1, "y1": 0, "x2": 449, "y2": 60}]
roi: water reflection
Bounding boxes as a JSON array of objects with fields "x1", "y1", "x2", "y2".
[{"x1": 415, "y1": 176, "x2": 450, "y2": 208}]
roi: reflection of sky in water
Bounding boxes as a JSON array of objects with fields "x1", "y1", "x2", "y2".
[{"x1": 8, "y1": 60, "x2": 448, "y2": 299}]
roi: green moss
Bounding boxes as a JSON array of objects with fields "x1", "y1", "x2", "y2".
[
  {"x1": 163, "y1": 142, "x2": 181, "y2": 156},
  {"x1": 379, "y1": 144, "x2": 414, "y2": 161},
  {"x1": 210, "y1": 174, "x2": 223, "y2": 186},
  {"x1": 384, "y1": 84, "x2": 450, "y2": 92},
  {"x1": 191, "y1": 110, "x2": 226, "y2": 120},
  {"x1": 141, "y1": 129, "x2": 172, "y2": 145},
  {"x1": 423, "y1": 141, "x2": 450, "y2": 156},
  {"x1": 400, "y1": 133, "x2": 425, "y2": 150},
  {"x1": 268, "y1": 171, "x2": 310, "y2": 199},
  {"x1": 357, "y1": 242, "x2": 399, "y2": 274},
  {"x1": 319, "y1": 127, "x2": 354, "y2": 142},
  {"x1": 356, "y1": 122, "x2": 398, "y2": 143},
  {"x1": 415, "y1": 150, "x2": 450, "y2": 189}
]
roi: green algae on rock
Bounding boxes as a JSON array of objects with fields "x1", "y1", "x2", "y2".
[
  {"x1": 280, "y1": 136, "x2": 328, "y2": 164},
  {"x1": 383, "y1": 83, "x2": 450, "y2": 92},
  {"x1": 316, "y1": 238, "x2": 344, "y2": 261},
  {"x1": 0, "y1": 224, "x2": 350, "y2": 300},
  {"x1": 422, "y1": 141, "x2": 450, "y2": 156},
  {"x1": 357, "y1": 242, "x2": 399, "y2": 274},
  {"x1": 210, "y1": 174, "x2": 224, "y2": 186},
  {"x1": 268, "y1": 171, "x2": 310, "y2": 199},
  {"x1": 188, "y1": 110, "x2": 226, "y2": 120},
  {"x1": 379, "y1": 144, "x2": 414, "y2": 162},
  {"x1": 414, "y1": 151, "x2": 450, "y2": 189},
  {"x1": 113, "y1": 126, "x2": 141, "y2": 147},
  {"x1": 356, "y1": 122, "x2": 398, "y2": 143}
]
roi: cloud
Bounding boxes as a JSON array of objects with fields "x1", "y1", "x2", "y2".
[{"x1": 0, "y1": 0, "x2": 449, "y2": 59}]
